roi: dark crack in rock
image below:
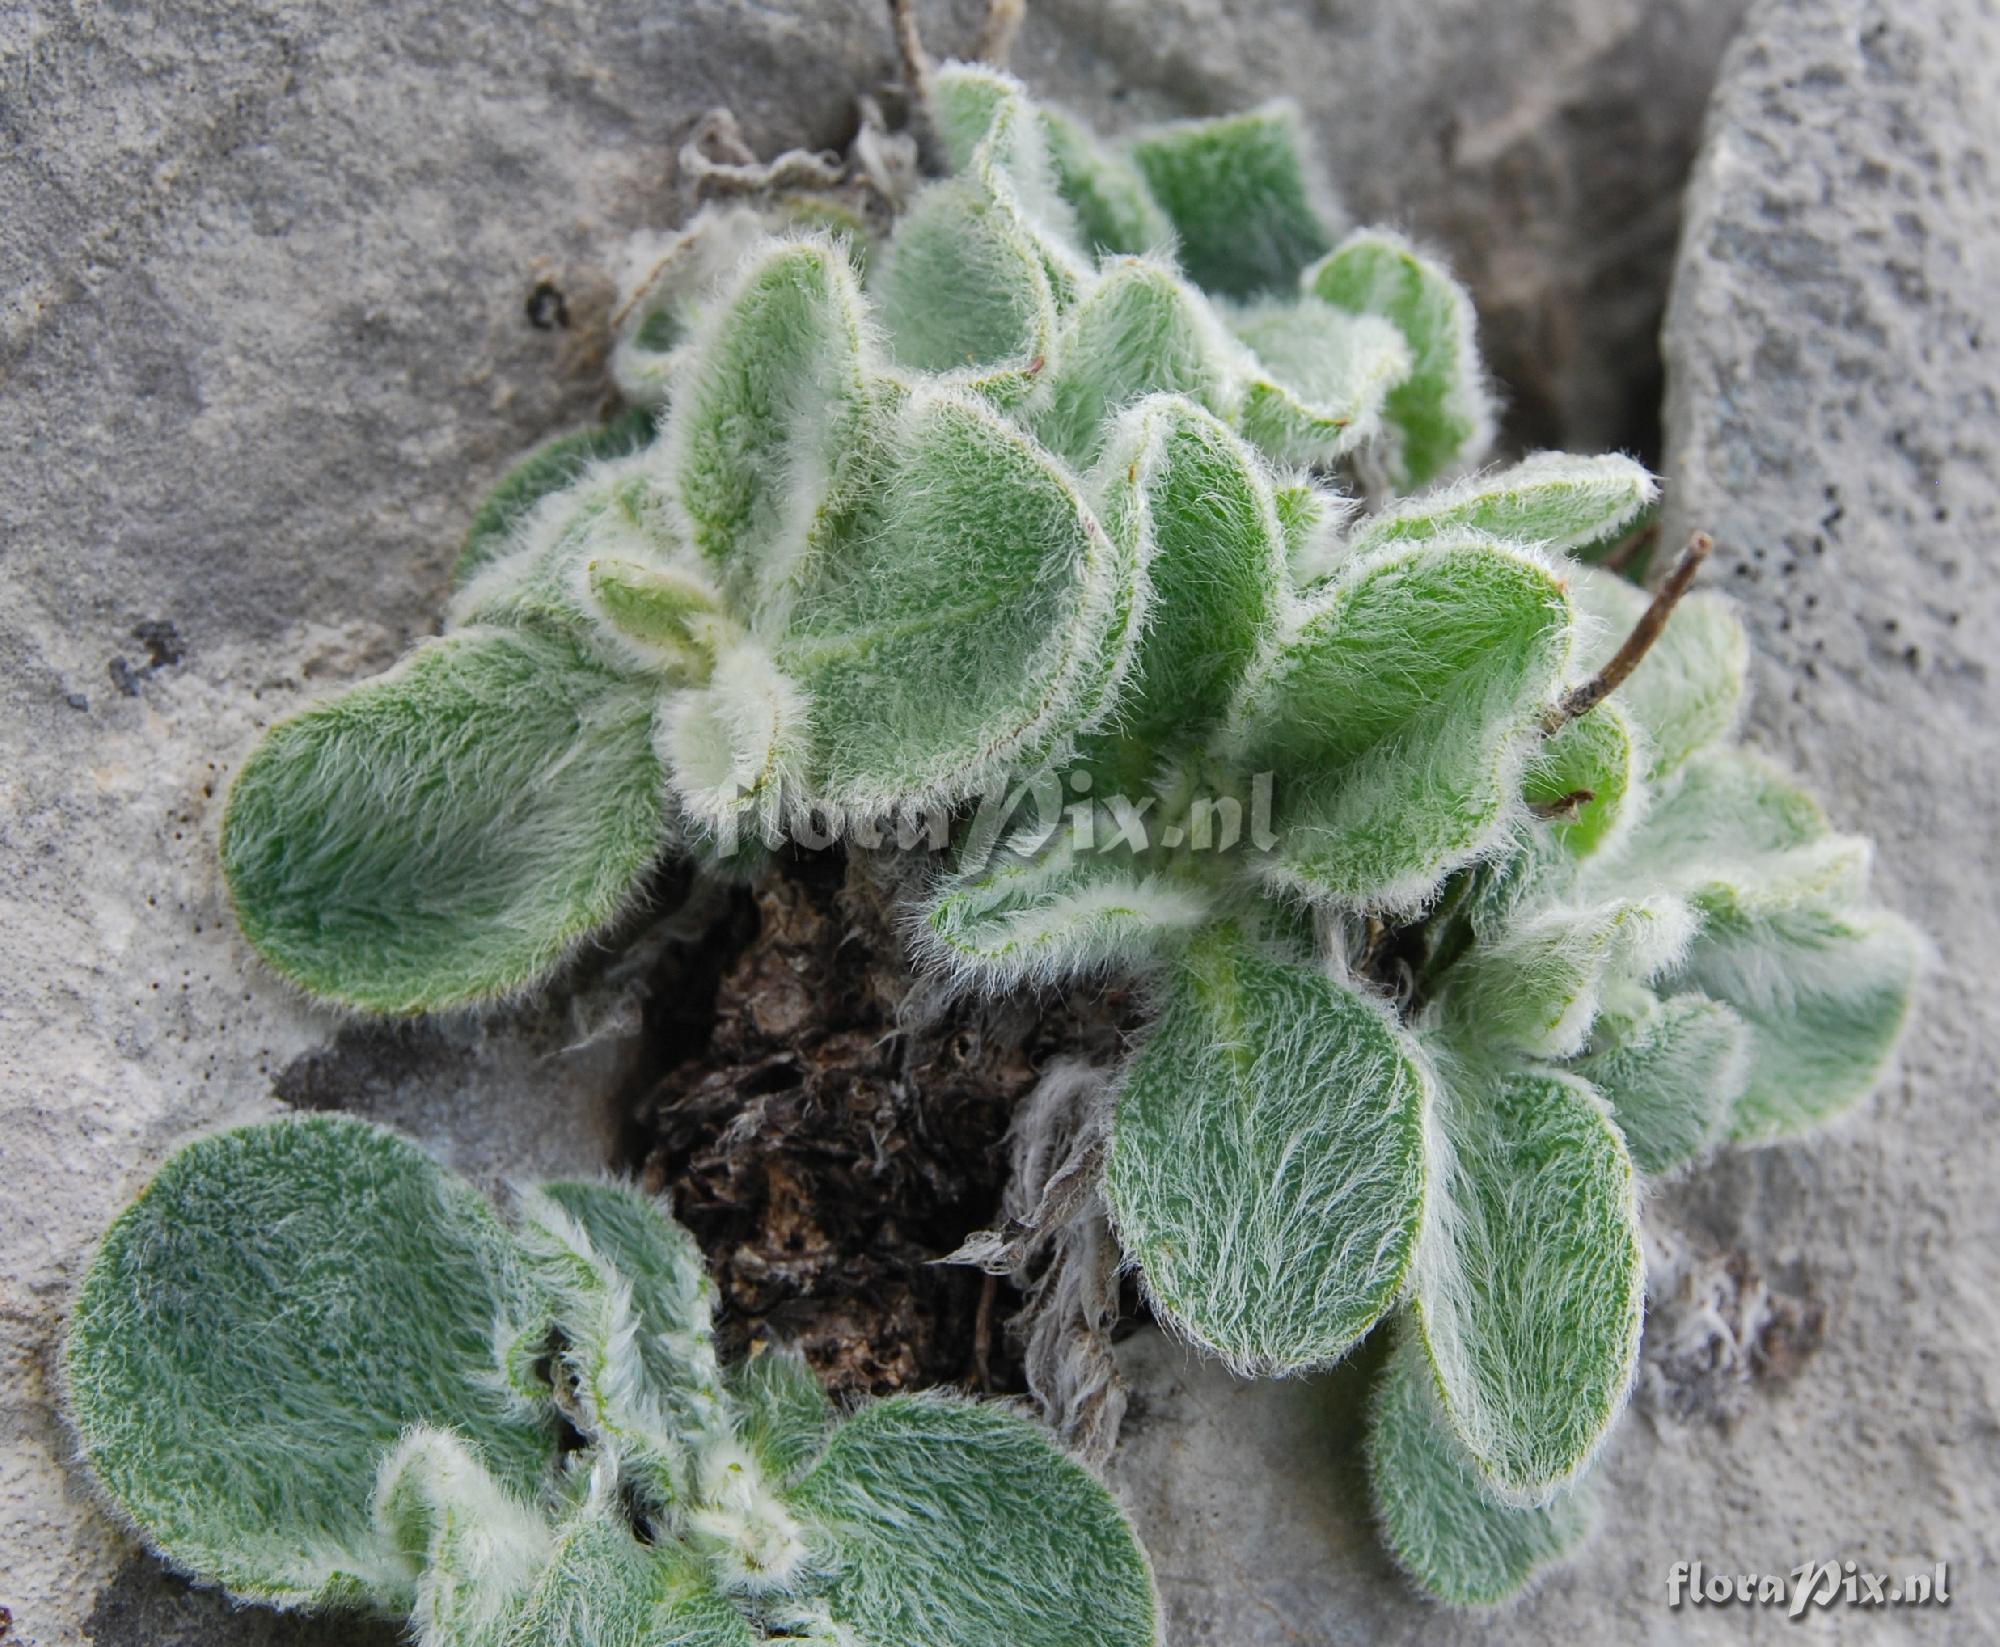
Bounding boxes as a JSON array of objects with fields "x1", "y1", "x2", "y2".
[{"x1": 628, "y1": 850, "x2": 1142, "y2": 1400}]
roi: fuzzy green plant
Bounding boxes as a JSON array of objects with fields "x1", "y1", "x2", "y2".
[
  {"x1": 63, "y1": 1114, "x2": 1158, "y2": 1645},
  {"x1": 209, "y1": 57, "x2": 1921, "y2": 1608},
  {"x1": 217, "y1": 61, "x2": 1494, "y2": 1016}
]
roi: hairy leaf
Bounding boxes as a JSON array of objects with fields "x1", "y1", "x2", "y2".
[
  {"x1": 516, "y1": 1181, "x2": 728, "y2": 1491},
  {"x1": 221, "y1": 626, "x2": 666, "y2": 1014},
  {"x1": 659, "y1": 236, "x2": 872, "y2": 617},
  {"x1": 1129, "y1": 105, "x2": 1336, "y2": 298},
  {"x1": 518, "y1": 1182, "x2": 810, "y2": 1593},
  {"x1": 1223, "y1": 535, "x2": 1573, "y2": 910},
  {"x1": 456, "y1": 408, "x2": 657, "y2": 587},
  {"x1": 1525, "y1": 702, "x2": 1641, "y2": 860},
  {"x1": 1613, "y1": 747, "x2": 1871, "y2": 921},
  {"x1": 931, "y1": 62, "x2": 1020, "y2": 172},
  {"x1": 1675, "y1": 904, "x2": 1920, "y2": 1141},
  {"x1": 918, "y1": 813, "x2": 1217, "y2": 990},
  {"x1": 1041, "y1": 105, "x2": 1174, "y2": 257},
  {"x1": 661, "y1": 640, "x2": 813, "y2": 848},
  {"x1": 933, "y1": 64, "x2": 1168, "y2": 259},
  {"x1": 375, "y1": 1429, "x2": 553, "y2": 1647},
  {"x1": 1368, "y1": 1328, "x2": 1592, "y2": 1606},
  {"x1": 1308, "y1": 230, "x2": 1492, "y2": 489},
  {"x1": 64, "y1": 1116, "x2": 553, "y2": 1607},
  {"x1": 1582, "y1": 748, "x2": 1915, "y2": 1137},
  {"x1": 1351, "y1": 453, "x2": 1656, "y2": 559},
  {"x1": 510, "y1": 1509, "x2": 756, "y2": 1647},
  {"x1": 1413, "y1": 1067, "x2": 1642, "y2": 1503},
  {"x1": 1103, "y1": 926, "x2": 1429, "y2": 1372},
  {"x1": 1443, "y1": 893, "x2": 1696, "y2": 1060},
  {"x1": 1576, "y1": 987, "x2": 1748, "y2": 1175},
  {"x1": 1090, "y1": 396, "x2": 1288, "y2": 762},
  {"x1": 1273, "y1": 475, "x2": 1351, "y2": 584},
  {"x1": 451, "y1": 462, "x2": 650, "y2": 647},
  {"x1": 880, "y1": 82, "x2": 1087, "y2": 407},
  {"x1": 780, "y1": 388, "x2": 1141, "y2": 810},
  {"x1": 789, "y1": 1394, "x2": 1159, "y2": 1647},
  {"x1": 612, "y1": 204, "x2": 792, "y2": 407},
  {"x1": 875, "y1": 173, "x2": 1058, "y2": 383},
  {"x1": 1230, "y1": 299, "x2": 1410, "y2": 468},
  {"x1": 584, "y1": 557, "x2": 730, "y2": 683},
  {"x1": 728, "y1": 1347, "x2": 835, "y2": 1486},
  {"x1": 1569, "y1": 568, "x2": 1746, "y2": 781},
  {"x1": 1030, "y1": 259, "x2": 1236, "y2": 467}
]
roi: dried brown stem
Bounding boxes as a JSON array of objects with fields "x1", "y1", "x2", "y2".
[
  {"x1": 974, "y1": 0, "x2": 1027, "y2": 65},
  {"x1": 969, "y1": 1270, "x2": 998, "y2": 1390},
  {"x1": 887, "y1": 0, "x2": 943, "y2": 174},
  {"x1": 1544, "y1": 530, "x2": 1715, "y2": 733},
  {"x1": 888, "y1": 0, "x2": 935, "y2": 104}
]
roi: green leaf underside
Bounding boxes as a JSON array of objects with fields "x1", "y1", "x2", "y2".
[
  {"x1": 1615, "y1": 748, "x2": 1868, "y2": 919},
  {"x1": 781, "y1": 391, "x2": 1134, "y2": 807},
  {"x1": 1225, "y1": 536, "x2": 1572, "y2": 909},
  {"x1": 1577, "y1": 990, "x2": 1747, "y2": 1176},
  {"x1": 1527, "y1": 704, "x2": 1638, "y2": 858},
  {"x1": 1677, "y1": 905, "x2": 1919, "y2": 1141},
  {"x1": 1090, "y1": 398, "x2": 1285, "y2": 761},
  {"x1": 455, "y1": 408, "x2": 657, "y2": 588},
  {"x1": 1414, "y1": 1068, "x2": 1641, "y2": 1502},
  {"x1": 221, "y1": 627, "x2": 666, "y2": 1014},
  {"x1": 1231, "y1": 300, "x2": 1410, "y2": 467},
  {"x1": 1369, "y1": 1328, "x2": 1591, "y2": 1605},
  {"x1": 511, "y1": 1514, "x2": 755, "y2": 1647},
  {"x1": 64, "y1": 1116, "x2": 551, "y2": 1607},
  {"x1": 1130, "y1": 106, "x2": 1334, "y2": 299},
  {"x1": 664, "y1": 239, "x2": 869, "y2": 616},
  {"x1": 1443, "y1": 893, "x2": 1695, "y2": 1061},
  {"x1": 1308, "y1": 231, "x2": 1488, "y2": 489},
  {"x1": 1569, "y1": 569, "x2": 1745, "y2": 779},
  {"x1": 791, "y1": 1394, "x2": 1158, "y2": 1647},
  {"x1": 921, "y1": 818, "x2": 1216, "y2": 988},
  {"x1": 1031, "y1": 261, "x2": 1233, "y2": 468},
  {"x1": 1353, "y1": 453, "x2": 1656, "y2": 559},
  {"x1": 1103, "y1": 926, "x2": 1427, "y2": 1371}
]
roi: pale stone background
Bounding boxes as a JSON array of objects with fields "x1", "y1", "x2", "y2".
[{"x1": 3, "y1": 0, "x2": 1992, "y2": 1640}]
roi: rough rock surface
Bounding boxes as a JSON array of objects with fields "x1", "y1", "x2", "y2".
[
  {"x1": 1107, "y1": 1, "x2": 2000, "y2": 1641},
  {"x1": 4, "y1": 0, "x2": 1962, "y2": 1640}
]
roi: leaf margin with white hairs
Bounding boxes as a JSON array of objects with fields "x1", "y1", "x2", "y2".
[
  {"x1": 1409, "y1": 1061, "x2": 1644, "y2": 1506},
  {"x1": 1101, "y1": 923, "x2": 1432, "y2": 1374},
  {"x1": 1367, "y1": 1323, "x2": 1596, "y2": 1606},
  {"x1": 61, "y1": 1114, "x2": 557, "y2": 1610},
  {"x1": 1305, "y1": 226, "x2": 1494, "y2": 490},
  {"x1": 1219, "y1": 530, "x2": 1576, "y2": 915}
]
